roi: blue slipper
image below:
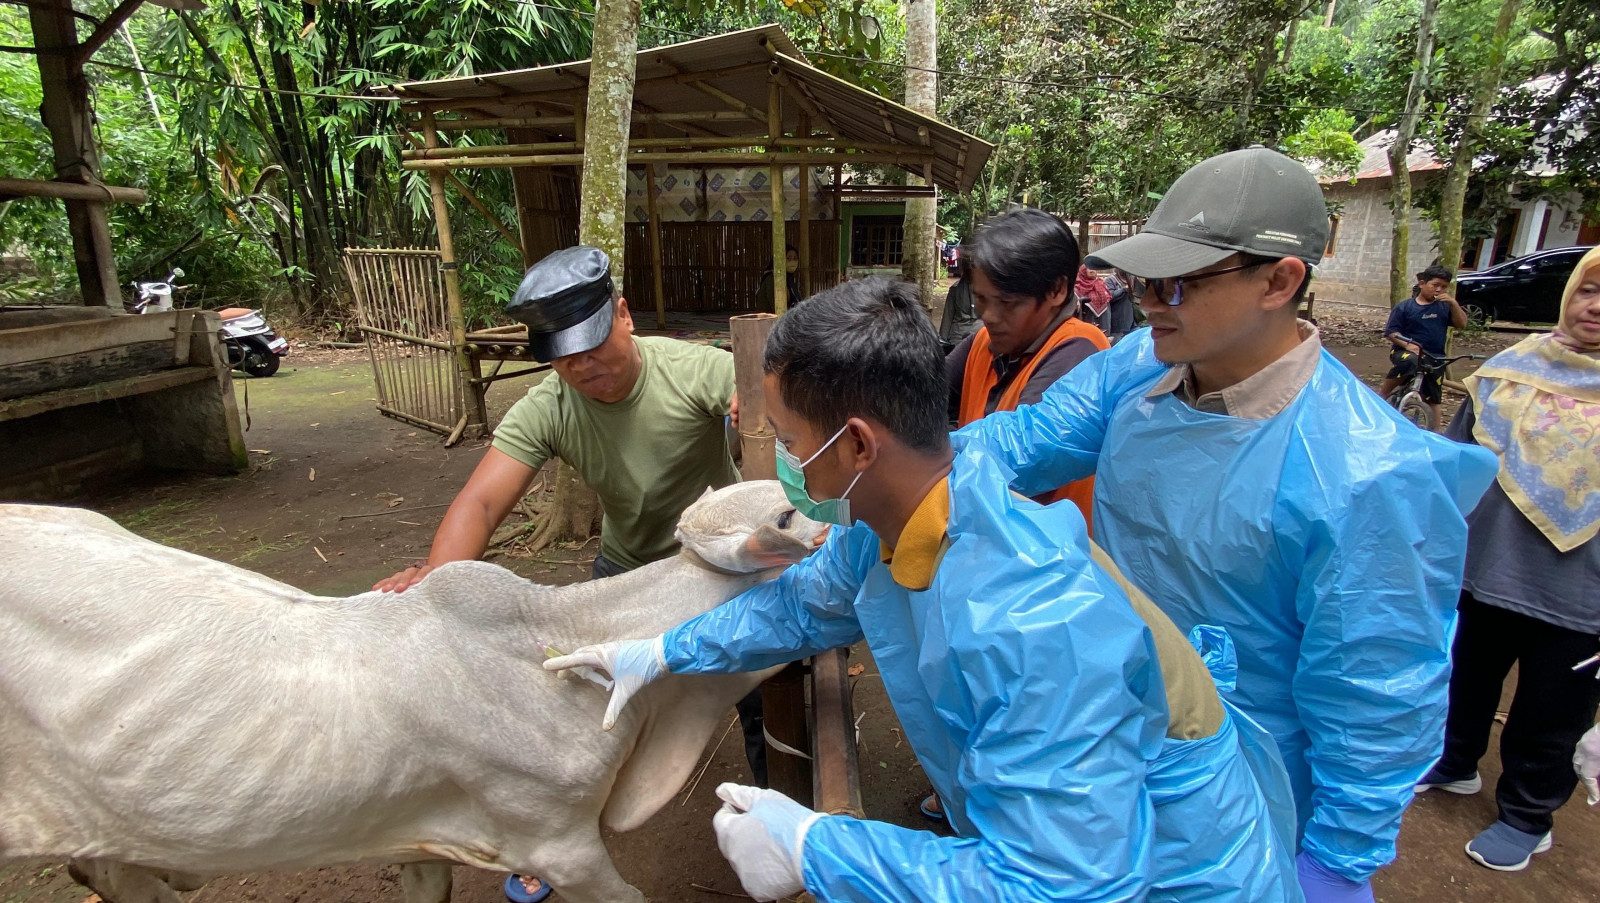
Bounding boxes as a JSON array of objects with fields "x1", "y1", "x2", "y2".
[
  {"x1": 919, "y1": 793, "x2": 947, "y2": 823},
  {"x1": 503, "y1": 874, "x2": 552, "y2": 903}
]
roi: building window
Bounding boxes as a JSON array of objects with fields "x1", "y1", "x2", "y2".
[
  {"x1": 850, "y1": 215, "x2": 904, "y2": 267},
  {"x1": 1324, "y1": 215, "x2": 1341, "y2": 258}
]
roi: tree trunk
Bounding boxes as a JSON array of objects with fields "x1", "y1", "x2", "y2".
[
  {"x1": 901, "y1": 0, "x2": 939, "y2": 314},
  {"x1": 578, "y1": 0, "x2": 640, "y2": 271},
  {"x1": 1385, "y1": 0, "x2": 1440, "y2": 306},
  {"x1": 1436, "y1": 0, "x2": 1522, "y2": 276},
  {"x1": 524, "y1": 0, "x2": 641, "y2": 554}
]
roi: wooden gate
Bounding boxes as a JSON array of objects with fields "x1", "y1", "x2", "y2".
[{"x1": 342, "y1": 248, "x2": 467, "y2": 435}]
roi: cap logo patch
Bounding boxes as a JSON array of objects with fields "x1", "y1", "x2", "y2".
[{"x1": 1180, "y1": 211, "x2": 1210, "y2": 233}]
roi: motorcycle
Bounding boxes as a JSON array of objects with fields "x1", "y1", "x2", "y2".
[{"x1": 128, "y1": 268, "x2": 288, "y2": 378}]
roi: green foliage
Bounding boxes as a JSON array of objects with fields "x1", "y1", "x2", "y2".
[{"x1": 1284, "y1": 109, "x2": 1365, "y2": 177}]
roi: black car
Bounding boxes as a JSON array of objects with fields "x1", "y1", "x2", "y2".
[{"x1": 1455, "y1": 245, "x2": 1594, "y2": 325}]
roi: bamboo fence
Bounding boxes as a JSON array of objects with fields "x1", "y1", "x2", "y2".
[
  {"x1": 620, "y1": 221, "x2": 839, "y2": 312},
  {"x1": 342, "y1": 248, "x2": 465, "y2": 434}
]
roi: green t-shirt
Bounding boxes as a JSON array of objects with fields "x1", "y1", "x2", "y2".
[{"x1": 492, "y1": 336, "x2": 739, "y2": 570}]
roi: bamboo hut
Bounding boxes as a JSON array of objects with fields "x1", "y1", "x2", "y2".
[{"x1": 349, "y1": 25, "x2": 992, "y2": 439}]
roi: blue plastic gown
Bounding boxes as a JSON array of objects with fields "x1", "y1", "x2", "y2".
[
  {"x1": 953, "y1": 328, "x2": 1499, "y2": 882},
  {"x1": 662, "y1": 449, "x2": 1302, "y2": 902}
]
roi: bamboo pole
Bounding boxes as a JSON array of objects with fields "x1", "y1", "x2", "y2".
[
  {"x1": 421, "y1": 111, "x2": 487, "y2": 434},
  {"x1": 768, "y1": 80, "x2": 788, "y2": 316},
  {"x1": 402, "y1": 151, "x2": 937, "y2": 171},
  {"x1": 432, "y1": 111, "x2": 756, "y2": 131},
  {"x1": 730, "y1": 312, "x2": 811, "y2": 804},
  {"x1": 0, "y1": 177, "x2": 147, "y2": 204},
  {"x1": 833, "y1": 163, "x2": 844, "y2": 280},
  {"x1": 402, "y1": 137, "x2": 926, "y2": 160},
  {"x1": 644, "y1": 159, "x2": 668, "y2": 329},
  {"x1": 797, "y1": 114, "x2": 811, "y2": 301}
]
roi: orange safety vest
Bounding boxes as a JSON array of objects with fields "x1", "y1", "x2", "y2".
[{"x1": 958, "y1": 316, "x2": 1110, "y2": 529}]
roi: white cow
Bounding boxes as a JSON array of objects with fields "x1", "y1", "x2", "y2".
[{"x1": 0, "y1": 482, "x2": 823, "y2": 903}]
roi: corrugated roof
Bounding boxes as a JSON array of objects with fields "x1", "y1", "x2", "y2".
[{"x1": 384, "y1": 25, "x2": 993, "y2": 193}]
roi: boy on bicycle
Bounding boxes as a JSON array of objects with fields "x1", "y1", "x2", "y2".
[{"x1": 1379, "y1": 264, "x2": 1470, "y2": 422}]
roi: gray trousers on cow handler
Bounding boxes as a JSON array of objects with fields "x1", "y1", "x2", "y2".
[{"x1": 591, "y1": 552, "x2": 768, "y2": 787}]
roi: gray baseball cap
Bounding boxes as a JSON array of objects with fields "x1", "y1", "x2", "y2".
[{"x1": 1086, "y1": 146, "x2": 1329, "y2": 279}]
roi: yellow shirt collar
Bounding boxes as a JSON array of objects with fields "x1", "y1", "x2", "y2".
[{"x1": 878, "y1": 478, "x2": 951, "y2": 591}]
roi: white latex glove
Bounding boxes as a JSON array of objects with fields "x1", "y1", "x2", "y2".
[
  {"x1": 543, "y1": 636, "x2": 667, "y2": 730},
  {"x1": 711, "y1": 783, "x2": 823, "y2": 902},
  {"x1": 1575, "y1": 724, "x2": 1600, "y2": 805}
]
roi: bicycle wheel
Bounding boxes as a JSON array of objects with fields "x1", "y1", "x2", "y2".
[{"x1": 1398, "y1": 392, "x2": 1436, "y2": 430}]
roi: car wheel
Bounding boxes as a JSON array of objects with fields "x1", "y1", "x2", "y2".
[{"x1": 1462, "y1": 303, "x2": 1489, "y2": 327}]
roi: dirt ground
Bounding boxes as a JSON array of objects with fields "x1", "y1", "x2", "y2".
[{"x1": 2, "y1": 301, "x2": 1595, "y2": 903}]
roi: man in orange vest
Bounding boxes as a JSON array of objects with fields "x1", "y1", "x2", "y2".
[
  {"x1": 925, "y1": 207, "x2": 1108, "y2": 824},
  {"x1": 946, "y1": 208, "x2": 1109, "y2": 527}
]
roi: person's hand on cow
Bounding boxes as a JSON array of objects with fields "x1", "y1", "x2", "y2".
[
  {"x1": 711, "y1": 783, "x2": 822, "y2": 902},
  {"x1": 373, "y1": 564, "x2": 434, "y2": 593},
  {"x1": 543, "y1": 635, "x2": 668, "y2": 730}
]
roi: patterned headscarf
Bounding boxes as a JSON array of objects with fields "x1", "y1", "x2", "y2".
[{"x1": 1464, "y1": 247, "x2": 1600, "y2": 551}]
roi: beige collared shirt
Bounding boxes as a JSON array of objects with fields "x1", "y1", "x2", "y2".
[{"x1": 1145, "y1": 321, "x2": 1322, "y2": 419}]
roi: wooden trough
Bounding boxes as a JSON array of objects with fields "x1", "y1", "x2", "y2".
[{"x1": 0, "y1": 308, "x2": 247, "y2": 499}]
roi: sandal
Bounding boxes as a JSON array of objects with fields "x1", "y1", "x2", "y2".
[
  {"x1": 919, "y1": 792, "x2": 947, "y2": 823},
  {"x1": 503, "y1": 874, "x2": 552, "y2": 903}
]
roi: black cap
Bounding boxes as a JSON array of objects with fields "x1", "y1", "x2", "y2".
[
  {"x1": 1086, "y1": 146, "x2": 1330, "y2": 279},
  {"x1": 506, "y1": 245, "x2": 616, "y2": 363}
]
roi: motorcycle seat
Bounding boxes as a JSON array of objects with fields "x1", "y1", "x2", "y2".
[{"x1": 218, "y1": 307, "x2": 255, "y2": 321}]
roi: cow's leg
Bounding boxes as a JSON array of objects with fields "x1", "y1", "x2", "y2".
[
  {"x1": 527, "y1": 832, "x2": 644, "y2": 903},
  {"x1": 398, "y1": 862, "x2": 453, "y2": 903},
  {"x1": 153, "y1": 870, "x2": 207, "y2": 892},
  {"x1": 67, "y1": 859, "x2": 184, "y2": 903}
]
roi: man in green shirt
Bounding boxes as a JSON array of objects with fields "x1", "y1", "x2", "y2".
[{"x1": 372, "y1": 245, "x2": 749, "y2": 902}]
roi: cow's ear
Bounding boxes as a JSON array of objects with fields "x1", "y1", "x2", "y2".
[
  {"x1": 744, "y1": 524, "x2": 810, "y2": 566},
  {"x1": 699, "y1": 485, "x2": 716, "y2": 501}
]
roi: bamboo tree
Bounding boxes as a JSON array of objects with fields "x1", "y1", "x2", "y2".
[
  {"x1": 1385, "y1": 0, "x2": 1440, "y2": 306},
  {"x1": 1436, "y1": 0, "x2": 1523, "y2": 275}
]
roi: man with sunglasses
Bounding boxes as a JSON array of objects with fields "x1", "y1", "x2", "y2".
[{"x1": 954, "y1": 147, "x2": 1498, "y2": 902}]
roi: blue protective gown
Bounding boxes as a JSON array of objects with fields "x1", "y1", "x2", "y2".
[
  {"x1": 662, "y1": 449, "x2": 1302, "y2": 902},
  {"x1": 953, "y1": 328, "x2": 1500, "y2": 882}
]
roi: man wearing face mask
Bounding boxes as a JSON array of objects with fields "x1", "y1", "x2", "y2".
[
  {"x1": 546, "y1": 277, "x2": 1304, "y2": 903},
  {"x1": 951, "y1": 147, "x2": 1500, "y2": 902},
  {"x1": 371, "y1": 245, "x2": 755, "y2": 903}
]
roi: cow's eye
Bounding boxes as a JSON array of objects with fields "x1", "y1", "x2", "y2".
[{"x1": 777, "y1": 509, "x2": 796, "y2": 529}]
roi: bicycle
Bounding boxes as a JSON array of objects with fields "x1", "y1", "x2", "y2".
[{"x1": 1388, "y1": 350, "x2": 1484, "y2": 432}]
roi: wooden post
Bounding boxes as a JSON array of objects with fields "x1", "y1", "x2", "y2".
[
  {"x1": 811, "y1": 648, "x2": 864, "y2": 817},
  {"x1": 797, "y1": 115, "x2": 812, "y2": 300},
  {"x1": 421, "y1": 111, "x2": 487, "y2": 434},
  {"x1": 644, "y1": 163, "x2": 667, "y2": 329},
  {"x1": 643, "y1": 122, "x2": 667, "y2": 330},
  {"x1": 731, "y1": 312, "x2": 810, "y2": 803},
  {"x1": 834, "y1": 164, "x2": 845, "y2": 284},
  {"x1": 29, "y1": 0, "x2": 120, "y2": 307},
  {"x1": 731, "y1": 313, "x2": 777, "y2": 480},
  {"x1": 768, "y1": 80, "x2": 788, "y2": 315}
]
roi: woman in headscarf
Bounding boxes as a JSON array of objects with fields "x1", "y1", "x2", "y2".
[{"x1": 1415, "y1": 246, "x2": 1600, "y2": 873}]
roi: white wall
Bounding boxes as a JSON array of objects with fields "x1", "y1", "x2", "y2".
[{"x1": 1315, "y1": 181, "x2": 1587, "y2": 307}]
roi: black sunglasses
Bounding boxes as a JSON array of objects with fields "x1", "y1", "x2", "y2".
[{"x1": 1144, "y1": 261, "x2": 1267, "y2": 307}]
